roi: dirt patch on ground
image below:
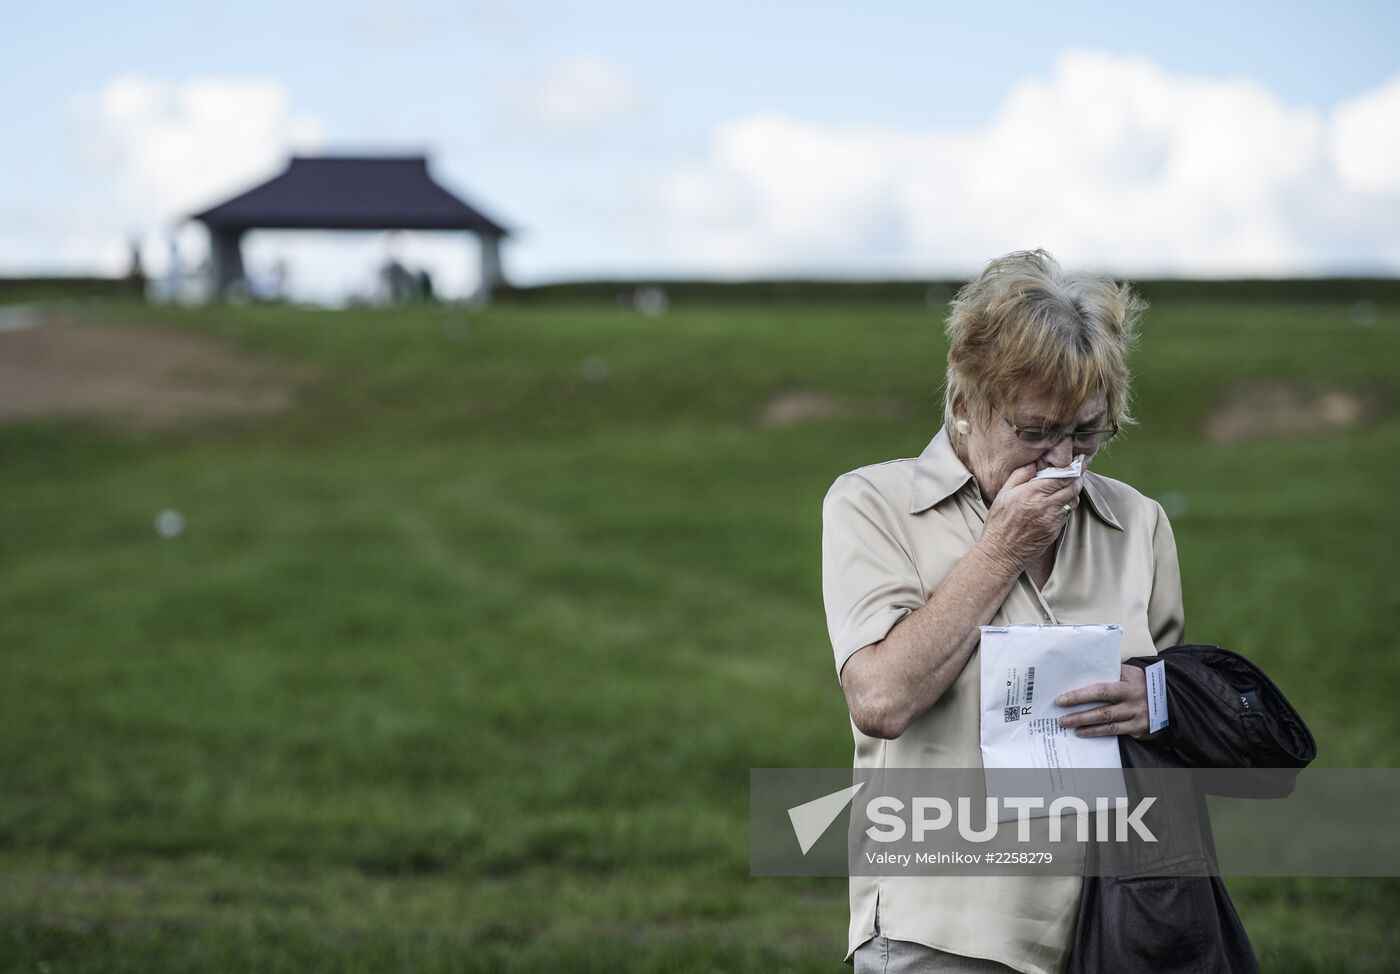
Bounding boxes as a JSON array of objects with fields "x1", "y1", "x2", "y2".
[
  {"x1": 1206, "y1": 382, "x2": 1381, "y2": 444},
  {"x1": 0, "y1": 310, "x2": 316, "y2": 431},
  {"x1": 756, "y1": 388, "x2": 910, "y2": 429}
]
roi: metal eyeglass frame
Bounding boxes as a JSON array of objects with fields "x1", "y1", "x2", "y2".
[{"x1": 998, "y1": 412, "x2": 1120, "y2": 449}]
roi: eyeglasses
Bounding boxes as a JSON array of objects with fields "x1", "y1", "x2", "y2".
[{"x1": 999, "y1": 412, "x2": 1119, "y2": 450}]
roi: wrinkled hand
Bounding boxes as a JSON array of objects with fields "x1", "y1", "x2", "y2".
[
  {"x1": 1056, "y1": 665, "x2": 1153, "y2": 740},
  {"x1": 980, "y1": 462, "x2": 1084, "y2": 571}
]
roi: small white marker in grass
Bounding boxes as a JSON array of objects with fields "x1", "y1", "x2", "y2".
[
  {"x1": 581, "y1": 355, "x2": 610, "y2": 383},
  {"x1": 154, "y1": 509, "x2": 185, "y2": 539}
]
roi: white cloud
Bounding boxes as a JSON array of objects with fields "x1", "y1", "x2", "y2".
[
  {"x1": 1330, "y1": 72, "x2": 1400, "y2": 196},
  {"x1": 77, "y1": 75, "x2": 324, "y2": 222},
  {"x1": 505, "y1": 56, "x2": 646, "y2": 136},
  {"x1": 637, "y1": 52, "x2": 1400, "y2": 276},
  {"x1": 60, "y1": 75, "x2": 323, "y2": 277}
]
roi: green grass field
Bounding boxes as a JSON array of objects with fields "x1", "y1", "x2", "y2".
[{"x1": 2, "y1": 290, "x2": 1398, "y2": 971}]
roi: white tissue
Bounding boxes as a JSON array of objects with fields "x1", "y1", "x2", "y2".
[{"x1": 1034, "y1": 454, "x2": 1085, "y2": 480}]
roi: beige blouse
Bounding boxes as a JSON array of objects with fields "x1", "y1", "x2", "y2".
[{"x1": 821, "y1": 427, "x2": 1185, "y2": 974}]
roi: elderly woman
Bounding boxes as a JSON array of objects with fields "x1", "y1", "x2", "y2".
[{"x1": 821, "y1": 250, "x2": 1184, "y2": 974}]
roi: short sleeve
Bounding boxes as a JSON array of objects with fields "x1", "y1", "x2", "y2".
[
  {"x1": 821, "y1": 473, "x2": 926, "y2": 680},
  {"x1": 1146, "y1": 500, "x2": 1186, "y2": 651}
]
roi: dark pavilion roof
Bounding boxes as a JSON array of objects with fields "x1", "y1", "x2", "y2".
[{"x1": 191, "y1": 156, "x2": 509, "y2": 235}]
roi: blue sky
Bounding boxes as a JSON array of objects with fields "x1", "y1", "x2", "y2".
[{"x1": 4, "y1": 1, "x2": 1398, "y2": 299}]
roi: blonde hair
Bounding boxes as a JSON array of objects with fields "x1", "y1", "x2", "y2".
[{"x1": 941, "y1": 249, "x2": 1145, "y2": 438}]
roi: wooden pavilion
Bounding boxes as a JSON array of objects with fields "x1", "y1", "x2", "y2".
[{"x1": 190, "y1": 155, "x2": 511, "y2": 302}]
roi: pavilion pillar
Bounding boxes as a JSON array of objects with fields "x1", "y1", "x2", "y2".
[
  {"x1": 474, "y1": 230, "x2": 506, "y2": 304},
  {"x1": 207, "y1": 227, "x2": 246, "y2": 299}
]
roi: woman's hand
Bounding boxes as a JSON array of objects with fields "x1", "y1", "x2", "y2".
[
  {"x1": 1055, "y1": 664, "x2": 1155, "y2": 740},
  {"x1": 978, "y1": 463, "x2": 1084, "y2": 572}
]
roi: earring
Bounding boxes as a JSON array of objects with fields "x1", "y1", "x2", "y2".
[{"x1": 954, "y1": 419, "x2": 970, "y2": 435}]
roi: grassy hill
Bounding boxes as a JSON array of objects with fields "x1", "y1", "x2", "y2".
[{"x1": 1, "y1": 289, "x2": 1397, "y2": 971}]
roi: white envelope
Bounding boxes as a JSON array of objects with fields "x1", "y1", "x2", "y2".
[{"x1": 979, "y1": 624, "x2": 1128, "y2": 821}]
